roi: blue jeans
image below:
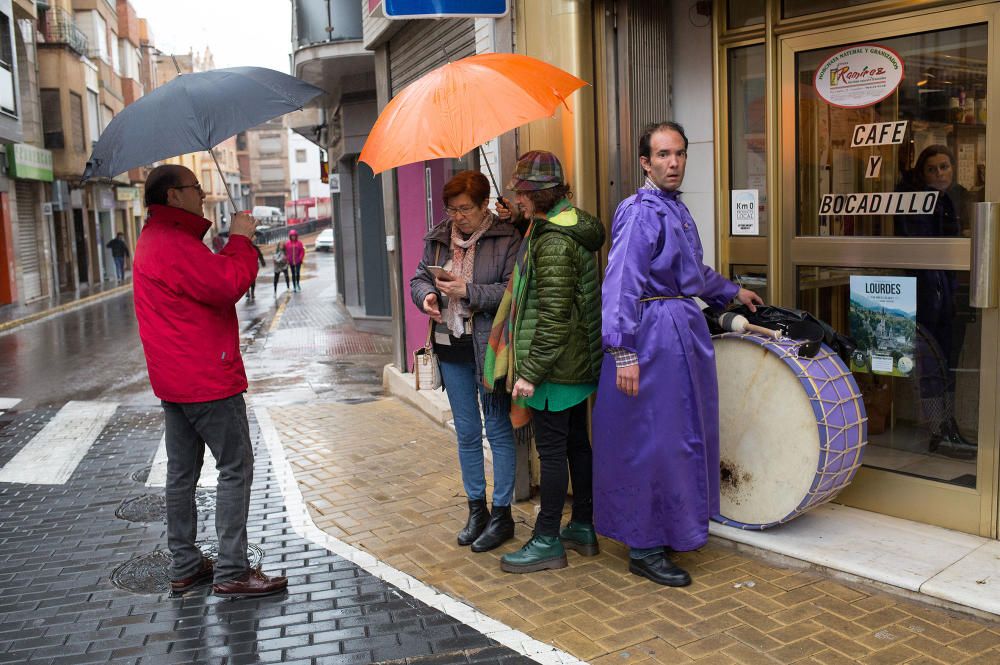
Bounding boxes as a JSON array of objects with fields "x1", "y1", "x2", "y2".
[
  {"x1": 113, "y1": 256, "x2": 125, "y2": 280},
  {"x1": 439, "y1": 359, "x2": 516, "y2": 506}
]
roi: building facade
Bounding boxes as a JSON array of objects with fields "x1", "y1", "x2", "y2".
[
  {"x1": 290, "y1": 0, "x2": 389, "y2": 319},
  {"x1": 347, "y1": 0, "x2": 1000, "y2": 541}
]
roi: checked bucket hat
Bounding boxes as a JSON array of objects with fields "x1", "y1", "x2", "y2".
[{"x1": 507, "y1": 150, "x2": 564, "y2": 191}]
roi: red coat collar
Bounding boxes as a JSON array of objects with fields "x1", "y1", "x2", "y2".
[{"x1": 146, "y1": 204, "x2": 213, "y2": 239}]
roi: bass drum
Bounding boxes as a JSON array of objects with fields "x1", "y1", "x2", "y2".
[{"x1": 712, "y1": 332, "x2": 868, "y2": 530}]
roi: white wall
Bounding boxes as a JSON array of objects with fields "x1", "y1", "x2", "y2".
[
  {"x1": 670, "y1": 1, "x2": 717, "y2": 267},
  {"x1": 288, "y1": 130, "x2": 326, "y2": 198}
]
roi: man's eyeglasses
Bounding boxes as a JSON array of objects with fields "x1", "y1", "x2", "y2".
[
  {"x1": 445, "y1": 204, "x2": 477, "y2": 216},
  {"x1": 172, "y1": 182, "x2": 203, "y2": 193}
]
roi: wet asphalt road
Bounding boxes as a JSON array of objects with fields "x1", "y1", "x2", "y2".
[{"x1": 0, "y1": 251, "x2": 335, "y2": 411}]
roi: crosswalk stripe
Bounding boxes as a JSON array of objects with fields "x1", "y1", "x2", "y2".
[
  {"x1": 0, "y1": 401, "x2": 118, "y2": 485},
  {"x1": 146, "y1": 434, "x2": 219, "y2": 488}
]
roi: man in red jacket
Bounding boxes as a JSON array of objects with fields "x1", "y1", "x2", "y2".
[{"x1": 134, "y1": 164, "x2": 287, "y2": 598}]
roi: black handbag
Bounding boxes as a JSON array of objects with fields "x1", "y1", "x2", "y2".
[{"x1": 724, "y1": 304, "x2": 857, "y2": 362}]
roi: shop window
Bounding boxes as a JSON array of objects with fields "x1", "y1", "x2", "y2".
[
  {"x1": 796, "y1": 25, "x2": 987, "y2": 237},
  {"x1": 728, "y1": 0, "x2": 764, "y2": 29},
  {"x1": 797, "y1": 265, "x2": 979, "y2": 487},
  {"x1": 728, "y1": 45, "x2": 767, "y2": 236},
  {"x1": 731, "y1": 264, "x2": 768, "y2": 304},
  {"x1": 783, "y1": 0, "x2": 877, "y2": 19}
]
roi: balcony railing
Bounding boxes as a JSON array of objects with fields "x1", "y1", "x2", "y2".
[
  {"x1": 41, "y1": 7, "x2": 89, "y2": 57},
  {"x1": 294, "y1": 0, "x2": 362, "y2": 48}
]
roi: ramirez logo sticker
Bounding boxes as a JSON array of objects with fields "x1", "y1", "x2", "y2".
[{"x1": 814, "y1": 44, "x2": 904, "y2": 109}]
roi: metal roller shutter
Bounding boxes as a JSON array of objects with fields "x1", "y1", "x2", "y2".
[
  {"x1": 14, "y1": 181, "x2": 42, "y2": 300},
  {"x1": 389, "y1": 19, "x2": 476, "y2": 96}
]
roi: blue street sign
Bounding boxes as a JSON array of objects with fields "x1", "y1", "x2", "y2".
[{"x1": 384, "y1": 0, "x2": 509, "y2": 19}]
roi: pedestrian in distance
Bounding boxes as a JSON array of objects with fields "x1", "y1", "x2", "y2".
[
  {"x1": 245, "y1": 244, "x2": 266, "y2": 301},
  {"x1": 106, "y1": 231, "x2": 130, "y2": 282},
  {"x1": 273, "y1": 240, "x2": 291, "y2": 297},
  {"x1": 132, "y1": 164, "x2": 288, "y2": 598},
  {"x1": 485, "y1": 151, "x2": 605, "y2": 574},
  {"x1": 286, "y1": 229, "x2": 305, "y2": 292},
  {"x1": 592, "y1": 122, "x2": 762, "y2": 587},
  {"x1": 410, "y1": 171, "x2": 521, "y2": 553}
]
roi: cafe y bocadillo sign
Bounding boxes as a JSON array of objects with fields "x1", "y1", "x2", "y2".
[
  {"x1": 814, "y1": 43, "x2": 912, "y2": 218},
  {"x1": 814, "y1": 44, "x2": 904, "y2": 109}
]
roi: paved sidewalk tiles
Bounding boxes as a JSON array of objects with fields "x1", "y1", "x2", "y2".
[
  {"x1": 0, "y1": 405, "x2": 529, "y2": 664},
  {"x1": 271, "y1": 398, "x2": 1000, "y2": 664}
]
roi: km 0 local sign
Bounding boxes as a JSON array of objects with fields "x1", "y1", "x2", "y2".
[
  {"x1": 814, "y1": 44, "x2": 903, "y2": 109},
  {"x1": 384, "y1": 0, "x2": 508, "y2": 19}
]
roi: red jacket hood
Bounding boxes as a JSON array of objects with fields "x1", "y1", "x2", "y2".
[{"x1": 133, "y1": 204, "x2": 261, "y2": 403}]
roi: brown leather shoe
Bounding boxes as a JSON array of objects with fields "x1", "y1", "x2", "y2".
[
  {"x1": 212, "y1": 567, "x2": 288, "y2": 598},
  {"x1": 170, "y1": 556, "x2": 214, "y2": 593}
]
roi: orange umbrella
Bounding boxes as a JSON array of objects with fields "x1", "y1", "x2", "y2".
[{"x1": 359, "y1": 53, "x2": 588, "y2": 177}]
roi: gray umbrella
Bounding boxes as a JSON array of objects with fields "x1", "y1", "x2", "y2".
[{"x1": 82, "y1": 66, "x2": 324, "y2": 206}]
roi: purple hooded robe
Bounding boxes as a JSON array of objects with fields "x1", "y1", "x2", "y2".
[{"x1": 593, "y1": 187, "x2": 739, "y2": 551}]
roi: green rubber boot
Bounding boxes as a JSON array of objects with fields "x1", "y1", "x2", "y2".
[
  {"x1": 500, "y1": 535, "x2": 567, "y2": 573},
  {"x1": 559, "y1": 521, "x2": 600, "y2": 556}
]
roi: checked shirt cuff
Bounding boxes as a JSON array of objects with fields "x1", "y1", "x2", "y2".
[{"x1": 608, "y1": 347, "x2": 639, "y2": 368}]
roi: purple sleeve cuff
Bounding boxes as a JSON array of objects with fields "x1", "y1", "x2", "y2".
[{"x1": 602, "y1": 332, "x2": 637, "y2": 352}]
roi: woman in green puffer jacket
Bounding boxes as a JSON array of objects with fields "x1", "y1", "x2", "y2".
[{"x1": 495, "y1": 150, "x2": 606, "y2": 574}]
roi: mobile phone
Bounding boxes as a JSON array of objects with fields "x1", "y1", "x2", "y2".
[{"x1": 427, "y1": 265, "x2": 453, "y2": 280}]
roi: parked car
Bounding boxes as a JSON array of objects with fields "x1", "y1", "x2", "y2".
[
  {"x1": 251, "y1": 205, "x2": 285, "y2": 226},
  {"x1": 314, "y1": 229, "x2": 334, "y2": 252}
]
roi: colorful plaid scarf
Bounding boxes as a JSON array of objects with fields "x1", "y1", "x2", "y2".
[{"x1": 483, "y1": 219, "x2": 535, "y2": 436}]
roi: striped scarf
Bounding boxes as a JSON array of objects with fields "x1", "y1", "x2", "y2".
[{"x1": 483, "y1": 219, "x2": 535, "y2": 437}]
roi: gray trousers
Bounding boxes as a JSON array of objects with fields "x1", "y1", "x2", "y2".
[{"x1": 162, "y1": 393, "x2": 253, "y2": 583}]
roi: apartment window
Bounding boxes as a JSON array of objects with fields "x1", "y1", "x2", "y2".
[
  {"x1": 259, "y1": 135, "x2": 281, "y2": 155},
  {"x1": 295, "y1": 149, "x2": 307, "y2": 163},
  {"x1": 40, "y1": 89, "x2": 64, "y2": 149},
  {"x1": 111, "y1": 33, "x2": 120, "y2": 74},
  {"x1": 95, "y1": 13, "x2": 108, "y2": 62},
  {"x1": 69, "y1": 92, "x2": 85, "y2": 152},
  {"x1": 87, "y1": 90, "x2": 99, "y2": 146},
  {"x1": 259, "y1": 165, "x2": 284, "y2": 182},
  {"x1": 201, "y1": 169, "x2": 212, "y2": 194},
  {"x1": 297, "y1": 182, "x2": 309, "y2": 198},
  {"x1": 0, "y1": 12, "x2": 14, "y2": 115},
  {"x1": 101, "y1": 104, "x2": 112, "y2": 132}
]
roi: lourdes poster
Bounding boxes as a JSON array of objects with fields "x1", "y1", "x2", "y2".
[{"x1": 848, "y1": 275, "x2": 917, "y2": 377}]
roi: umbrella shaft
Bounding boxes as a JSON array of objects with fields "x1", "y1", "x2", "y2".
[{"x1": 209, "y1": 148, "x2": 240, "y2": 212}]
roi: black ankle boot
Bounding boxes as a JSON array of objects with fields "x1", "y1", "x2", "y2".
[
  {"x1": 457, "y1": 499, "x2": 490, "y2": 546},
  {"x1": 471, "y1": 505, "x2": 515, "y2": 552}
]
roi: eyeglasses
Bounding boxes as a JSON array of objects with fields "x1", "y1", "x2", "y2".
[
  {"x1": 172, "y1": 182, "x2": 203, "y2": 193},
  {"x1": 445, "y1": 204, "x2": 478, "y2": 216}
]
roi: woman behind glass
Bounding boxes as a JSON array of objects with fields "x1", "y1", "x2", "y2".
[
  {"x1": 410, "y1": 171, "x2": 522, "y2": 552},
  {"x1": 895, "y1": 145, "x2": 974, "y2": 458}
]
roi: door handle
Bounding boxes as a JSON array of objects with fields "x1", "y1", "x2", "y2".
[{"x1": 971, "y1": 202, "x2": 998, "y2": 308}]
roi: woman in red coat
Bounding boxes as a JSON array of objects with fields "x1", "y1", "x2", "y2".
[{"x1": 286, "y1": 229, "x2": 305, "y2": 292}]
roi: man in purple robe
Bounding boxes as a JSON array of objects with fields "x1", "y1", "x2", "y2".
[{"x1": 593, "y1": 121, "x2": 762, "y2": 587}]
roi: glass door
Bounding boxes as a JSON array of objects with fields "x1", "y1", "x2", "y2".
[{"x1": 779, "y1": 5, "x2": 999, "y2": 536}]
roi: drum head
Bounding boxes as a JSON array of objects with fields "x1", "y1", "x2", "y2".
[{"x1": 714, "y1": 336, "x2": 821, "y2": 526}]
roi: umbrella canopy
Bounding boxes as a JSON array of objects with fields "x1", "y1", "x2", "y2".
[
  {"x1": 359, "y1": 53, "x2": 588, "y2": 175},
  {"x1": 82, "y1": 67, "x2": 324, "y2": 181}
]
